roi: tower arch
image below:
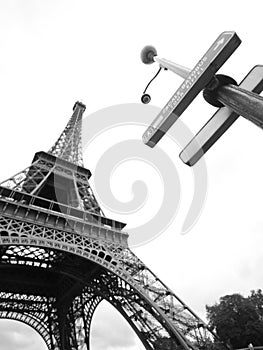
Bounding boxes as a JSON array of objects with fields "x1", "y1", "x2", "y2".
[{"x1": 0, "y1": 102, "x2": 223, "y2": 350}]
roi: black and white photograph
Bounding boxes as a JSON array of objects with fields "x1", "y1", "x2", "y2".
[{"x1": 0, "y1": 1, "x2": 263, "y2": 350}]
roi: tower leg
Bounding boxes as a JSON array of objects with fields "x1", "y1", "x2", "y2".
[{"x1": 71, "y1": 292, "x2": 102, "y2": 350}]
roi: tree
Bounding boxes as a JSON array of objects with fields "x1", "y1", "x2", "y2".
[
  {"x1": 249, "y1": 289, "x2": 263, "y2": 319},
  {"x1": 206, "y1": 291, "x2": 263, "y2": 349}
]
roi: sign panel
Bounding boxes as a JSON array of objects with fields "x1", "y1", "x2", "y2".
[
  {"x1": 179, "y1": 66, "x2": 263, "y2": 166},
  {"x1": 142, "y1": 32, "x2": 241, "y2": 147}
]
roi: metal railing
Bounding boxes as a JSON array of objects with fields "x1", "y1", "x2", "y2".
[{"x1": 0, "y1": 186, "x2": 126, "y2": 231}]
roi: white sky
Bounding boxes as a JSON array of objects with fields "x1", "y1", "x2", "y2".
[{"x1": 0, "y1": 1, "x2": 263, "y2": 349}]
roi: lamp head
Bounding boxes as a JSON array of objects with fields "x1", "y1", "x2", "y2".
[{"x1": 140, "y1": 45, "x2": 157, "y2": 64}]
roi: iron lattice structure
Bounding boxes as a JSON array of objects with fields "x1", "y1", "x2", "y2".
[{"x1": 0, "y1": 102, "x2": 220, "y2": 350}]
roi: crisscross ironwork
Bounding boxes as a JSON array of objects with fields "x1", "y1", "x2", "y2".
[{"x1": 0, "y1": 102, "x2": 223, "y2": 350}]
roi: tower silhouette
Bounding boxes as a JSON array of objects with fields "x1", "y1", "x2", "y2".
[{"x1": 0, "y1": 102, "x2": 219, "y2": 350}]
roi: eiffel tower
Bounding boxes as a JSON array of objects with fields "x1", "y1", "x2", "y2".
[{"x1": 0, "y1": 102, "x2": 220, "y2": 350}]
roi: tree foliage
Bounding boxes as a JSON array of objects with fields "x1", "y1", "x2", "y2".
[{"x1": 206, "y1": 290, "x2": 263, "y2": 349}]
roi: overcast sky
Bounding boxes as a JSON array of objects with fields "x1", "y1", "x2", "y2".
[{"x1": 1, "y1": 1, "x2": 263, "y2": 349}]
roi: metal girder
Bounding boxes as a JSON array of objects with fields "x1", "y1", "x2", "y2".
[
  {"x1": 0, "y1": 222, "x2": 217, "y2": 349},
  {"x1": 0, "y1": 101, "x2": 223, "y2": 350},
  {"x1": 48, "y1": 102, "x2": 86, "y2": 167}
]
